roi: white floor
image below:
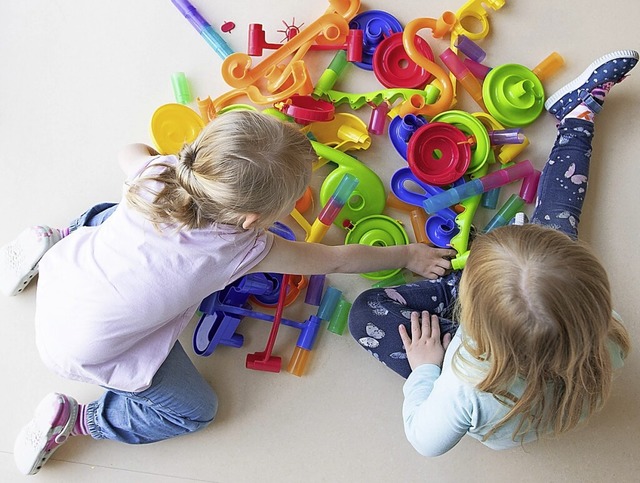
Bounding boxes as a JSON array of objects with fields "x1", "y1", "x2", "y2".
[{"x1": 1, "y1": 1, "x2": 639, "y2": 481}]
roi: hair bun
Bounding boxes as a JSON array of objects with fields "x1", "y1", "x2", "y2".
[{"x1": 179, "y1": 145, "x2": 196, "y2": 168}]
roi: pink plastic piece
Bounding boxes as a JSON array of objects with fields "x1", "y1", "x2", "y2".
[
  {"x1": 519, "y1": 169, "x2": 541, "y2": 204},
  {"x1": 372, "y1": 32, "x2": 434, "y2": 89},
  {"x1": 247, "y1": 23, "x2": 362, "y2": 61},
  {"x1": 247, "y1": 23, "x2": 281, "y2": 56},
  {"x1": 279, "y1": 95, "x2": 335, "y2": 124},
  {"x1": 368, "y1": 101, "x2": 390, "y2": 135},
  {"x1": 440, "y1": 48, "x2": 486, "y2": 111},
  {"x1": 440, "y1": 48, "x2": 467, "y2": 78},
  {"x1": 220, "y1": 21, "x2": 235, "y2": 33},
  {"x1": 482, "y1": 159, "x2": 534, "y2": 191},
  {"x1": 463, "y1": 58, "x2": 492, "y2": 80}
]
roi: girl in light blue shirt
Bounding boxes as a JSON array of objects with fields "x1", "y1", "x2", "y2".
[{"x1": 349, "y1": 50, "x2": 636, "y2": 455}]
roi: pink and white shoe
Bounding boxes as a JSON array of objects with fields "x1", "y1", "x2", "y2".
[
  {"x1": 13, "y1": 393, "x2": 78, "y2": 475},
  {"x1": 0, "y1": 225, "x2": 61, "y2": 296}
]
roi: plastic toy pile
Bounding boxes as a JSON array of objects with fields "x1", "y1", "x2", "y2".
[{"x1": 152, "y1": 0, "x2": 564, "y2": 376}]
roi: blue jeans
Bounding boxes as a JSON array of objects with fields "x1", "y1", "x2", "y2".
[
  {"x1": 67, "y1": 204, "x2": 219, "y2": 443},
  {"x1": 348, "y1": 118, "x2": 595, "y2": 378}
]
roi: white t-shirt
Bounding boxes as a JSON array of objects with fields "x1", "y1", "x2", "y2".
[{"x1": 35, "y1": 156, "x2": 273, "y2": 392}]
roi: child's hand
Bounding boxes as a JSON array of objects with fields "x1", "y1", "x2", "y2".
[
  {"x1": 406, "y1": 243, "x2": 457, "y2": 279},
  {"x1": 399, "y1": 311, "x2": 452, "y2": 370}
]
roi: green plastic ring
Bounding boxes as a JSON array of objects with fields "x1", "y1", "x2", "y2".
[
  {"x1": 344, "y1": 215, "x2": 409, "y2": 280},
  {"x1": 482, "y1": 63, "x2": 545, "y2": 127}
]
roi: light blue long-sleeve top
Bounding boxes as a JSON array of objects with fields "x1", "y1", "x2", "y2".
[{"x1": 402, "y1": 327, "x2": 625, "y2": 456}]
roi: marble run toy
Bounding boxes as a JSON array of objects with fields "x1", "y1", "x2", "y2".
[
  {"x1": 291, "y1": 172, "x2": 360, "y2": 242},
  {"x1": 402, "y1": 12, "x2": 457, "y2": 117},
  {"x1": 245, "y1": 273, "x2": 291, "y2": 372},
  {"x1": 388, "y1": 114, "x2": 428, "y2": 160},
  {"x1": 313, "y1": 142, "x2": 386, "y2": 228},
  {"x1": 451, "y1": 0, "x2": 506, "y2": 44},
  {"x1": 222, "y1": 13, "x2": 349, "y2": 92},
  {"x1": 193, "y1": 271, "x2": 343, "y2": 375},
  {"x1": 247, "y1": 22, "x2": 364, "y2": 61},
  {"x1": 423, "y1": 159, "x2": 534, "y2": 214},
  {"x1": 406, "y1": 121, "x2": 471, "y2": 186},
  {"x1": 482, "y1": 52, "x2": 564, "y2": 127},
  {"x1": 344, "y1": 214, "x2": 409, "y2": 280},
  {"x1": 194, "y1": 176, "x2": 359, "y2": 375},
  {"x1": 455, "y1": 35, "x2": 486, "y2": 63},
  {"x1": 368, "y1": 101, "x2": 390, "y2": 135},
  {"x1": 205, "y1": 9, "x2": 356, "y2": 115},
  {"x1": 274, "y1": 94, "x2": 335, "y2": 124},
  {"x1": 150, "y1": 103, "x2": 204, "y2": 155},
  {"x1": 390, "y1": 167, "x2": 460, "y2": 248},
  {"x1": 171, "y1": 72, "x2": 193, "y2": 105},
  {"x1": 431, "y1": 110, "x2": 491, "y2": 175},
  {"x1": 440, "y1": 48, "x2": 487, "y2": 111},
  {"x1": 160, "y1": 0, "x2": 574, "y2": 374},
  {"x1": 348, "y1": 10, "x2": 403, "y2": 70},
  {"x1": 372, "y1": 32, "x2": 434, "y2": 89},
  {"x1": 304, "y1": 113, "x2": 371, "y2": 152},
  {"x1": 170, "y1": 0, "x2": 234, "y2": 60},
  {"x1": 473, "y1": 112, "x2": 530, "y2": 165}
]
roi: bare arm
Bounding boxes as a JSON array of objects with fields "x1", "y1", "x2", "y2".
[
  {"x1": 248, "y1": 237, "x2": 457, "y2": 279},
  {"x1": 118, "y1": 143, "x2": 159, "y2": 178}
]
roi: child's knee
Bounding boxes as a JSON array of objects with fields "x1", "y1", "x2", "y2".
[
  {"x1": 348, "y1": 288, "x2": 382, "y2": 335},
  {"x1": 195, "y1": 386, "x2": 219, "y2": 425}
]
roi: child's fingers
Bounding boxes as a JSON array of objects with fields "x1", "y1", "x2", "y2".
[
  {"x1": 398, "y1": 324, "x2": 411, "y2": 349},
  {"x1": 430, "y1": 313, "x2": 441, "y2": 340},
  {"x1": 410, "y1": 311, "x2": 422, "y2": 339},
  {"x1": 433, "y1": 247, "x2": 458, "y2": 259},
  {"x1": 442, "y1": 331, "x2": 453, "y2": 350},
  {"x1": 420, "y1": 311, "x2": 431, "y2": 339}
]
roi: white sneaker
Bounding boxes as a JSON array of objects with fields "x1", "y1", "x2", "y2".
[
  {"x1": 0, "y1": 226, "x2": 61, "y2": 296},
  {"x1": 14, "y1": 393, "x2": 78, "y2": 475}
]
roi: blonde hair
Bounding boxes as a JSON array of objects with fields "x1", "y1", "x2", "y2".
[
  {"x1": 125, "y1": 110, "x2": 314, "y2": 229},
  {"x1": 454, "y1": 223, "x2": 630, "y2": 441}
]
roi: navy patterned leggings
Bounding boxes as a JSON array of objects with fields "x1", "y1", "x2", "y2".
[{"x1": 348, "y1": 118, "x2": 595, "y2": 378}]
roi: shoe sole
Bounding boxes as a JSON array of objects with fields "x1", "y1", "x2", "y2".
[
  {"x1": 3, "y1": 227, "x2": 61, "y2": 296},
  {"x1": 544, "y1": 49, "x2": 639, "y2": 110},
  {"x1": 21, "y1": 395, "x2": 78, "y2": 475}
]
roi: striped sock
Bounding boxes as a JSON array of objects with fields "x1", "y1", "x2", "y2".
[{"x1": 71, "y1": 404, "x2": 89, "y2": 436}]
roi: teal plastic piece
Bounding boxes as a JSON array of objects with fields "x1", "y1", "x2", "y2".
[
  {"x1": 483, "y1": 193, "x2": 525, "y2": 232},
  {"x1": 317, "y1": 286, "x2": 342, "y2": 321},
  {"x1": 312, "y1": 142, "x2": 386, "y2": 228},
  {"x1": 327, "y1": 298, "x2": 352, "y2": 335}
]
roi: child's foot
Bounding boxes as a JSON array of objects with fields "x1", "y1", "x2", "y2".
[
  {"x1": 14, "y1": 393, "x2": 78, "y2": 475},
  {"x1": 0, "y1": 226, "x2": 63, "y2": 296},
  {"x1": 545, "y1": 50, "x2": 638, "y2": 121}
]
